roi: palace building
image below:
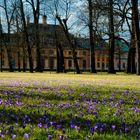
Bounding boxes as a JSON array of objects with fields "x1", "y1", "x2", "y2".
[{"x1": 0, "y1": 15, "x2": 128, "y2": 71}]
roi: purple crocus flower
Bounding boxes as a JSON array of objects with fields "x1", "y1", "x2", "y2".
[
  {"x1": 56, "y1": 124, "x2": 61, "y2": 130},
  {"x1": 44, "y1": 124, "x2": 48, "y2": 129},
  {"x1": 90, "y1": 127, "x2": 94, "y2": 134},
  {"x1": 24, "y1": 133, "x2": 30, "y2": 139},
  {"x1": 58, "y1": 135, "x2": 63, "y2": 140},
  {"x1": 6, "y1": 130, "x2": 9, "y2": 135},
  {"x1": 134, "y1": 98, "x2": 139, "y2": 104},
  {"x1": 74, "y1": 125, "x2": 80, "y2": 132},
  {"x1": 70, "y1": 121, "x2": 74, "y2": 129},
  {"x1": 10, "y1": 126, "x2": 13, "y2": 132},
  {"x1": 22, "y1": 123, "x2": 26, "y2": 129},
  {"x1": 112, "y1": 125, "x2": 116, "y2": 130},
  {"x1": 94, "y1": 125, "x2": 98, "y2": 130},
  {"x1": 125, "y1": 127, "x2": 128, "y2": 132},
  {"x1": 48, "y1": 135, "x2": 52, "y2": 140},
  {"x1": 38, "y1": 123, "x2": 42, "y2": 128},
  {"x1": 100, "y1": 127, "x2": 103, "y2": 133},
  {"x1": 0, "y1": 100, "x2": 2, "y2": 105},
  {"x1": 30, "y1": 125, "x2": 33, "y2": 129},
  {"x1": 11, "y1": 134, "x2": 16, "y2": 139}
]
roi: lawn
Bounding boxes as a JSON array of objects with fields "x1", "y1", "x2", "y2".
[{"x1": 0, "y1": 72, "x2": 140, "y2": 140}]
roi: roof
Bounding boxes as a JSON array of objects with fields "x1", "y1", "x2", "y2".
[
  {"x1": 27, "y1": 23, "x2": 61, "y2": 34},
  {"x1": 115, "y1": 39, "x2": 129, "y2": 53},
  {"x1": 74, "y1": 38, "x2": 90, "y2": 49}
]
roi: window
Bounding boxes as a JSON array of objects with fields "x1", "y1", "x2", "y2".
[
  {"x1": 83, "y1": 60, "x2": 86, "y2": 70},
  {"x1": 106, "y1": 57, "x2": 109, "y2": 62},
  {"x1": 49, "y1": 50, "x2": 54, "y2": 56},
  {"x1": 48, "y1": 39, "x2": 54, "y2": 44},
  {"x1": 102, "y1": 56, "x2": 104, "y2": 61},
  {"x1": 97, "y1": 62, "x2": 100, "y2": 68},
  {"x1": 69, "y1": 51, "x2": 72, "y2": 55},
  {"x1": 49, "y1": 58, "x2": 54, "y2": 69},
  {"x1": 97, "y1": 56, "x2": 100, "y2": 61},
  {"x1": 68, "y1": 60, "x2": 72, "y2": 68},
  {"x1": 0, "y1": 60, "x2": 4, "y2": 66},
  {"x1": 83, "y1": 51, "x2": 86, "y2": 56},
  {"x1": 117, "y1": 63, "x2": 120, "y2": 68},
  {"x1": 123, "y1": 63, "x2": 125, "y2": 69},
  {"x1": 106, "y1": 62, "x2": 108, "y2": 68},
  {"x1": 41, "y1": 49, "x2": 45, "y2": 55},
  {"x1": 102, "y1": 63, "x2": 105, "y2": 70}
]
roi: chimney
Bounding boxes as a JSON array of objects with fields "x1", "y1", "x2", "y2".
[{"x1": 42, "y1": 14, "x2": 47, "y2": 25}]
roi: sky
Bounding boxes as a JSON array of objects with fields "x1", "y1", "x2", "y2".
[{"x1": 0, "y1": 0, "x2": 139, "y2": 41}]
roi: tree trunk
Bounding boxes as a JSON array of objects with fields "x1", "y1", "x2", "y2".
[
  {"x1": 7, "y1": 29, "x2": 13, "y2": 72},
  {"x1": 3, "y1": 0, "x2": 13, "y2": 72},
  {"x1": 56, "y1": 16, "x2": 80, "y2": 74},
  {"x1": 127, "y1": 48, "x2": 136, "y2": 74},
  {"x1": 0, "y1": 20, "x2": 3, "y2": 72},
  {"x1": 108, "y1": 0, "x2": 115, "y2": 73},
  {"x1": 59, "y1": 43, "x2": 65, "y2": 72},
  {"x1": 16, "y1": 16, "x2": 21, "y2": 72},
  {"x1": 127, "y1": 48, "x2": 131, "y2": 73},
  {"x1": 17, "y1": 50, "x2": 21, "y2": 72},
  {"x1": 30, "y1": 0, "x2": 42, "y2": 72},
  {"x1": 127, "y1": 13, "x2": 136, "y2": 74},
  {"x1": 0, "y1": 47, "x2": 3, "y2": 72},
  {"x1": 22, "y1": 45, "x2": 26, "y2": 72},
  {"x1": 131, "y1": 48, "x2": 136, "y2": 73},
  {"x1": 35, "y1": 24, "x2": 42, "y2": 72},
  {"x1": 36, "y1": 46, "x2": 42, "y2": 72},
  {"x1": 56, "y1": 47, "x2": 60, "y2": 73},
  {"x1": 88, "y1": 0, "x2": 96, "y2": 73},
  {"x1": 118, "y1": 50, "x2": 121, "y2": 71},
  {"x1": 6, "y1": 47, "x2": 13, "y2": 72},
  {"x1": 132, "y1": 0, "x2": 140, "y2": 75},
  {"x1": 72, "y1": 48, "x2": 80, "y2": 74},
  {"x1": 54, "y1": 40, "x2": 65, "y2": 73},
  {"x1": 20, "y1": 0, "x2": 33, "y2": 73}
]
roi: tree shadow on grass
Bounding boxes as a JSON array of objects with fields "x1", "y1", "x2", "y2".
[
  {"x1": 0, "y1": 88, "x2": 138, "y2": 107},
  {"x1": 0, "y1": 87, "x2": 139, "y2": 139},
  {"x1": 0, "y1": 106, "x2": 139, "y2": 138}
]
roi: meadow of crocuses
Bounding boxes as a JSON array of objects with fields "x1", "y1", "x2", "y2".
[{"x1": 0, "y1": 72, "x2": 140, "y2": 140}]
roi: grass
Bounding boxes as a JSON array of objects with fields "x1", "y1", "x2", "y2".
[{"x1": 0, "y1": 72, "x2": 140, "y2": 139}]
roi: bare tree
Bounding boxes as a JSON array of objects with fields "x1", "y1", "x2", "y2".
[
  {"x1": 0, "y1": 0, "x2": 17, "y2": 72},
  {"x1": 127, "y1": 14, "x2": 136, "y2": 74},
  {"x1": 112, "y1": 0, "x2": 137, "y2": 74},
  {"x1": 15, "y1": 15, "x2": 21, "y2": 72},
  {"x1": 26, "y1": 0, "x2": 43, "y2": 72},
  {"x1": 19, "y1": 0, "x2": 33, "y2": 72},
  {"x1": 108, "y1": 0, "x2": 115, "y2": 73},
  {"x1": 77, "y1": 0, "x2": 107, "y2": 73},
  {"x1": 53, "y1": 0, "x2": 80, "y2": 74},
  {"x1": 131, "y1": 0, "x2": 140, "y2": 75},
  {"x1": 55, "y1": 26, "x2": 65, "y2": 73},
  {"x1": 88, "y1": 0, "x2": 96, "y2": 73},
  {"x1": 0, "y1": 18, "x2": 3, "y2": 72}
]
